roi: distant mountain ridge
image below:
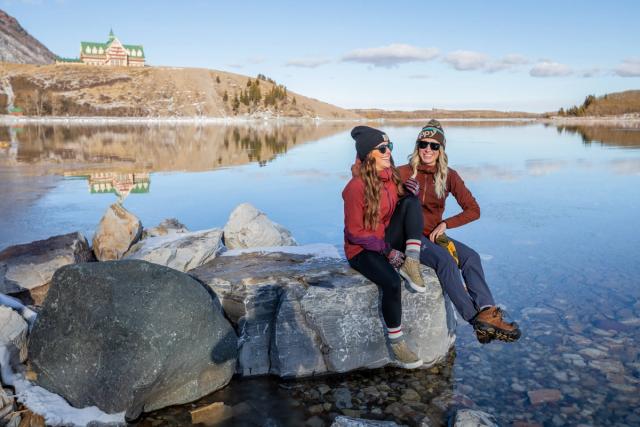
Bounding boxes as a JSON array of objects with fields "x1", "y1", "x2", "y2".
[
  {"x1": 352, "y1": 108, "x2": 541, "y2": 120},
  {"x1": 0, "y1": 9, "x2": 56, "y2": 64}
]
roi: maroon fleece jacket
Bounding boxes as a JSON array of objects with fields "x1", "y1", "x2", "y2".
[
  {"x1": 342, "y1": 168, "x2": 399, "y2": 260},
  {"x1": 398, "y1": 164, "x2": 480, "y2": 235}
]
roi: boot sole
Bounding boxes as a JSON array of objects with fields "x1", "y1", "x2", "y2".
[
  {"x1": 398, "y1": 269, "x2": 426, "y2": 293},
  {"x1": 475, "y1": 324, "x2": 521, "y2": 343},
  {"x1": 394, "y1": 358, "x2": 424, "y2": 369}
]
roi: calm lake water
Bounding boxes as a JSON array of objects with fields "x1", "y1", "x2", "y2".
[{"x1": 1, "y1": 121, "x2": 639, "y2": 426}]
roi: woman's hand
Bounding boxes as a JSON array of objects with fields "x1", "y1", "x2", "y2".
[
  {"x1": 429, "y1": 221, "x2": 447, "y2": 242},
  {"x1": 387, "y1": 249, "x2": 405, "y2": 268},
  {"x1": 404, "y1": 177, "x2": 420, "y2": 196}
]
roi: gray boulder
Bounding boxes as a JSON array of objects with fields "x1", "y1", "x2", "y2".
[
  {"x1": 28, "y1": 260, "x2": 237, "y2": 418},
  {"x1": 92, "y1": 204, "x2": 142, "y2": 261},
  {"x1": 124, "y1": 228, "x2": 224, "y2": 272},
  {"x1": 223, "y1": 203, "x2": 296, "y2": 249},
  {"x1": 190, "y1": 250, "x2": 456, "y2": 378},
  {"x1": 141, "y1": 218, "x2": 189, "y2": 239},
  {"x1": 0, "y1": 306, "x2": 28, "y2": 365},
  {"x1": 453, "y1": 409, "x2": 499, "y2": 427},
  {"x1": 0, "y1": 232, "x2": 93, "y2": 305}
]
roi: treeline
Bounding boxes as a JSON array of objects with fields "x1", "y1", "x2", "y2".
[
  {"x1": 557, "y1": 95, "x2": 597, "y2": 117},
  {"x1": 221, "y1": 74, "x2": 296, "y2": 114},
  {"x1": 557, "y1": 91, "x2": 640, "y2": 117}
]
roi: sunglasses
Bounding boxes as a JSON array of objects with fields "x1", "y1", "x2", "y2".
[
  {"x1": 375, "y1": 142, "x2": 394, "y2": 154},
  {"x1": 417, "y1": 141, "x2": 441, "y2": 151}
]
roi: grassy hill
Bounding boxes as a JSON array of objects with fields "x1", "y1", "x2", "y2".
[
  {"x1": 0, "y1": 63, "x2": 359, "y2": 119},
  {"x1": 558, "y1": 90, "x2": 640, "y2": 117}
]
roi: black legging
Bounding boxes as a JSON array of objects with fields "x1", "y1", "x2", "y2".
[{"x1": 348, "y1": 196, "x2": 424, "y2": 328}]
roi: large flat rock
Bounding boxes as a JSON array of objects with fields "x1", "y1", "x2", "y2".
[
  {"x1": 0, "y1": 232, "x2": 93, "y2": 305},
  {"x1": 124, "y1": 228, "x2": 224, "y2": 272},
  {"x1": 28, "y1": 260, "x2": 237, "y2": 418},
  {"x1": 190, "y1": 251, "x2": 456, "y2": 378}
]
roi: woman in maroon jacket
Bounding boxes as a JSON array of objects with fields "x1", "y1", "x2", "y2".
[
  {"x1": 398, "y1": 119, "x2": 521, "y2": 344},
  {"x1": 343, "y1": 126, "x2": 426, "y2": 369}
]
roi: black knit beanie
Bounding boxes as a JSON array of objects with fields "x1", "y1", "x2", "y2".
[
  {"x1": 416, "y1": 119, "x2": 446, "y2": 148},
  {"x1": 351, "y1": 126, "x2": 389, "y2": 161}
]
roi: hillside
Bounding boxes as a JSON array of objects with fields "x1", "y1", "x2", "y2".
[
  {"x1": 352, "y1": 108, "x2": 540, "y2": 120},
  {"x1": 0, "y1": 63, "x2": 359, "y2": 119},
  {"x1": 0, "y1": 9, "x2": 56, "y2": 64},
  {"x1": 558, "y1": 90, "x2": 640, "y2": 117}
]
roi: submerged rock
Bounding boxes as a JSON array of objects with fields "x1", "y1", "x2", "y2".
[
  {"x1": 222, "y1": 203, "x2": 296, "y2": 249},
  {"x1": 125, "y1": 228, "x2": 224, "y2": 272},
  {"x1": 190, "y1": 250, "x2": 456, "y2": 378},
  {"x1": 28, "y1": 260, "x2": 237, "y2": 418},
  {"x1": 92, "y1": 203, "x2": 142, "y2": 261},
  {"x1": 331, "y1": 416, "x2": 400, "y2": 426},
  {"x1": 452, "y1": 409, "x2": 499, "y2": 427},
  {"x1": 0, "y1": 232, "x2": 93, "y2": 305}
]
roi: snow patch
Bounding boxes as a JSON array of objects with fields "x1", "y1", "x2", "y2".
[
  {"x1": 222, "y1": 243, "x2": 341, "y2": 259},
  {"x1": 0, "y1": 345, "x2": 125, "y2": 426}
]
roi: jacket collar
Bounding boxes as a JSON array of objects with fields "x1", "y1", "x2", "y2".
[
  {"x1": 378, "y1": 168, "x2": 393, "y2": 181},
  {"x1": 416, "y1": 163, "x2": 437, "y2": 174}
]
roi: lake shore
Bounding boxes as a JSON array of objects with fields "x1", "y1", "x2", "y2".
[{"x1": 2, "y1": 114, "x2": 639, "y2": 126}]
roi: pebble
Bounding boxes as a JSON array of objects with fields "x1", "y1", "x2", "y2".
[
  {"x1": 333, "y1": 388, "x2": 353, "y2": 409},
  {"x1": 401, "y1": 388, "x2": 420, "y2": 402},
  {"x1": 527, "y1": 389, "x2": 563, "y2": 405}
]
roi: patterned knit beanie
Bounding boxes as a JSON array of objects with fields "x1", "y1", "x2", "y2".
[{"x1": 416, "y1": 119, "x2": 446, "y2": 148}]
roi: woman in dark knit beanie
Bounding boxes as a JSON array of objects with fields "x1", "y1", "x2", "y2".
[
  {"x1": 343, "y1": 125, "x2": 427, "y2": 369},
  {"x1": 398, "y1": 119, "x2": 521, "y2": 344}
]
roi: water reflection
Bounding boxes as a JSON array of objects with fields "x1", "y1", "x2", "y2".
[
  {"x1": 554, "y1": 123, "x2": 640, "y2": 149},
  {"x1": 0, "y1": 123, "x2": 351, "y2": 174}
]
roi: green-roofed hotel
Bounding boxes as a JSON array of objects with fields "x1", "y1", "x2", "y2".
[{"x1": 71, "y1": 29, "x2": 145, "y2": 67}]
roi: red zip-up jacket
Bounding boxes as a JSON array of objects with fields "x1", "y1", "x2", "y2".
[
  {"x1": 342, "y1": 168, "x2": 399, "y2": 260},
  {"x1": 398, "y1": 164, "x2": 480, "y2": 235}
]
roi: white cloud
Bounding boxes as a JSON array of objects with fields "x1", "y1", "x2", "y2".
[
  {"x1": 286, "y1": 58, "x2": 331, "y2": 68},
  {"x1": 530, "y1": 61, "x2": 572, "y2": 77},
  {"x1": 443, "y1": 50, "x2": 489, "y2": 71},
  {"x1": 342, "y1": 44, "x2": 439, "y2": 68},
  {"x1": 502, "y1": 54, "x2": 530, "y2": 65},
  {"x1": 614, "y1": 58, "x2": 640, "y2": 77}
]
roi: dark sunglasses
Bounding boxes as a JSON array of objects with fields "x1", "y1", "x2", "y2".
[
  {"x1": 417, "y1": 141, "x2": 441, "y2": 151},
  {"x1": 375, "y1": 142, "x2": 394, "y2": 154}
]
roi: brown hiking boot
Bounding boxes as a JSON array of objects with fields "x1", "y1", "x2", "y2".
[
  {"x1": 472, "y1": 306, "x2": 521, "y2": 343},
  {"x1": 398, "y1": 257, "x2": 426, "y2": 293},
  {"x1": 390, "y1": 340, "x2": 423, "y2": 369}
]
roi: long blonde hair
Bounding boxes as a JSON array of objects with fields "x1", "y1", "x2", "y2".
[
  {"x1": 408, "y1": 146, "x2": 449, "y2": 199},
  {"x1": 360, "y1": 155, "x2": 404, "y2": 230}
]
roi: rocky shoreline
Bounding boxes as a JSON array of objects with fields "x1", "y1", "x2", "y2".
[{"x1": 0, "y1": 202, "x2": 461, "y2": 426}]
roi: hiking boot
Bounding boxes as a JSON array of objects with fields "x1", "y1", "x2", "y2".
[
  {"x1": 390, "y1": 339, "x2": 423, "y2": 369},
  {"x1": 472, "y1": 306, "x2": 521, "y2": 343},
  {"x1": 398, "y1": 257, "x2": 426, "y2": 293}
]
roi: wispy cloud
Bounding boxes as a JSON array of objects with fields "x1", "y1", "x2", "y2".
[
  {"x1": 443, "y1": 50, "x2": 488, "y2": 71},
  {"x1": 484, "y1": 54, "x2": 530, "y2": 73},
  {"x1": 342, "y1": 44, "x2": 439, "y2": 68},
  {"x1": 227, "y1": 63, "x2": 244, "y2": 69},
  {"x1": 286, "y1": 58, "x2": 332, "y2": 68},
  {"x1": 408, "y1": 74, "x2": 431, "y2": 79},
  {"x1": 529, "y1": 61, "x2": 572, "y2": 77},
  {"x1": 614, "y1": 58, "x2": 640, "y2": 77},
  {"x1": 581, "y1": 67, "x2": 606, "y2": 78}
]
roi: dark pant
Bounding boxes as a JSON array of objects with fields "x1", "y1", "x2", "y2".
[
  {"x1": 420, "y1": 237, "x2": 495, "y2": 322},
  {"x1": 348, "y1": 196, "x2": 424, "y2": 329}
]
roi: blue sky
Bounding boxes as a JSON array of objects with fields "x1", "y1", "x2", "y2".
[{"x1": 3, "y1": 0, "x2": 640, "y2": 112}]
